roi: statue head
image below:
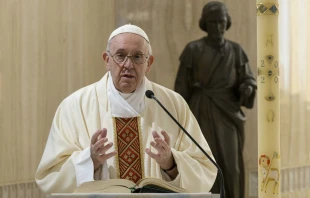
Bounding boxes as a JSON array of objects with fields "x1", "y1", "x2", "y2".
[{"x1": 199, "y1": 1, "x2": 231, "y2": 41}]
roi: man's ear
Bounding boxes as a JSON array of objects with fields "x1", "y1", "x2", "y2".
[
  {"x1": 145, "y1": 55, "x2": 154, "y2": 74},
  {"x1": 102, "y1": 52, "x2": 110, "y2": 71}
]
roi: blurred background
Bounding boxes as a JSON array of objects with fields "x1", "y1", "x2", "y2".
[{"x1": 0, "y1": 0, "x2": 309, "y2": 197}]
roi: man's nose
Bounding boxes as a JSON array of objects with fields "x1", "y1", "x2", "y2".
[{"x1": 122, "y1": 56, "x2": 134, "y2": 69}]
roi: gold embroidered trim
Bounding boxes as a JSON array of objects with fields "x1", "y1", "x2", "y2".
[
  {"x1": 112, "y1": 117, "x2": 120, "y2": 179},
  {"x1": 137, "y1": 117, "x2": 145, "y2": 178},
  {"x1": 113, "y1": 117, "x2": 144, "y2": 182}
]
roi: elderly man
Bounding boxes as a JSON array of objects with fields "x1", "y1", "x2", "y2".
[{"x1": 35, "y1": 24, "x2": 217, "y2": 194}]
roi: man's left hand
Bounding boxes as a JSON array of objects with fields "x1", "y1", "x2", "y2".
[{"x1": 145, "y1": 130, "x2": 174, "y2": 170}]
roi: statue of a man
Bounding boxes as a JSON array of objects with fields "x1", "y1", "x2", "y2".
[{"x1": 174, "y1": 2, "x2": 256, "y2": 198}]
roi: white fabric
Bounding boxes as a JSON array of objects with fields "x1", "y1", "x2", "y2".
[
  {"x1": 107, "y1": 71, "x2": 145, "y2": 117},
  {"x1": 71, "y1": 147, "x2": 94, "y2": 186},
  {"x1": 278, "y1": 0, "x2": 310, "y2": 197},
  {"x1": 35, "y1": 73, "x2": 217, "y2": 194},
  {"x1": 108, "y1": 24, "x2": 150, "y2": 43}
]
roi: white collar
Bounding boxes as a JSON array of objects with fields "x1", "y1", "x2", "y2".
[{"x1": 107, "y1": 72, "x2": 146, "y2": 117}]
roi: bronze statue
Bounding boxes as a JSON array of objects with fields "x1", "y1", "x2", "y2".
[{"x1": 174, "y1": 2, "x2": 257, "y2": 198}]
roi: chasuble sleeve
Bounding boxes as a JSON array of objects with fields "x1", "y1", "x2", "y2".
[{"x1": 35, "y1": 96, "x2": 96, "y2": 194}]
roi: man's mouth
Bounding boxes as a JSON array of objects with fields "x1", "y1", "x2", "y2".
[{"x1": 121, "y1": 74, "x2": 134, "y2": 79}]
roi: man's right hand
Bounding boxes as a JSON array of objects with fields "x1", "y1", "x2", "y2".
[{"x1": 90, "y1": 128, "x2": 117, "y2": 170}]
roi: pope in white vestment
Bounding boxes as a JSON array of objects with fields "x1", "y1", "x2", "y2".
[{"x1": 35, "y1": 24, "x2": 217, "y2": 194}]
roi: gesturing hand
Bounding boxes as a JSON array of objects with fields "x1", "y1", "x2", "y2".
[
  {"x1": 90, "y1": 128, "x2": 117, "y2": 170},
  {"x1": 145, "y1": 130, "x2": 174, "y2": 170}
]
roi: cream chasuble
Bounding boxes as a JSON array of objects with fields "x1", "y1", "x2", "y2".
[{"x1": 35, "y1": 72, "x2": 217, "y2": 194}]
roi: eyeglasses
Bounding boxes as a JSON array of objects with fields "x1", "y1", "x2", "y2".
[{"x1": 108, "y1": 51, "x2": 149, "y2": 65}]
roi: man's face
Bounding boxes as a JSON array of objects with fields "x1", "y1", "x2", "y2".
[
  {"x1": 103, "y1": 33, "x2": 154, "y2": 93},
  {"x1": 205, "y1": 9, "x2": 227, "y2": 41}
]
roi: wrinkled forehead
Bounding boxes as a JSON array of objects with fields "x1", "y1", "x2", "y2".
[{"x1": 109, "y1": 33, "x2": 149, "y2": 52}]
